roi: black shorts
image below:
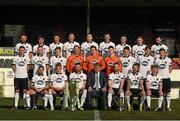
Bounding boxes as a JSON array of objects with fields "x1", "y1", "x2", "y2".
[
  {"x1": 14, "y1": 78, "x2": 28, "y2": 90},
  {"x1": 151, "y1": 89, "x2": 159, "y2": 96},
  {"x1": 130, "y1": 89, "x2": 140, "y2": 96},
  {"x1": 162, "y1": 78, "x2": 171, "y2": 93},
  {"x1": 112, "y1": 88, "x2": 120, "y2": 95}
]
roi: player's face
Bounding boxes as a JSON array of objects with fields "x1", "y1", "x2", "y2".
[
  {"x1": 38, "y1": 38, "x2": 44, "y2": 44},
  {"x1": 56, "y1": 66, "x2": 62, "y2": 73},
  {"x1": 55, "y1": 49, "x2": 61, "y2": 56},
  {"x1": 75, "y1": 65, "x2": 81, "y2": 73},
  {"x1": 108, "y1": 48, "x2": 114, "y2": 55},
  {"x1": 120, "y1": 37, "x2": 127, "y2": 44},
  {"x1": 37, "y1": 47, "x2": 44, "y2": 55},
  {"x1": 159, "y1": 50, "x2": 166, "y2": 57},
  {"x1": 137, "y1": 38, "x2": 143, "y2": 45},
  {"x1": 19, "y1": 48, "x2": 25, "y2": 55},
  {"x1": 94, "y1": 65, "x2": 100, "y2": 72},
  {"x1": 90, "y1": 48, "x2": 97, "y2": 55},
  {"x1": 104, "y1": 34, "x2": 110, "y2": 42},
  {"x1": 86, "y1": 34, "x2": 93, "y2": 42},
  {"x1": 145, "y1": 48, "x2": 151, "y2": 55},
  {"x1": 132, "y1": 65, "x2": 139, "y2": 73},
  {"x1": 151, "y1": 67, "x2": 158, "y2": 75},
  {"x1": 156, "y1": 37, "x2": 162, "y2": 44},
  {"x1": 20, "y1": 35, "x2": 27, "y2": 43},
  {"x1": 123, "y1": 49, "x2": 129, "y2": 56},
  {"x1": 73, "y1": 47, "x2": 80, "y2": 54},
  {"x1": 54, "y1": 36, "x2": 60, "y2": 43},
  {"x1": 68, "y1": 34, "x2": 75, "y2": 42},
  {"x1": 113, "y1": 64, "x2": 119, "y2": 72},
  {"x1": 38, "y1": 67, "x2": 44, "y2": 75}
]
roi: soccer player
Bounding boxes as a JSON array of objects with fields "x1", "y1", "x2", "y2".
[
  {"x1": 83, "y1": 46, "x2": 105, "y2": 75},
  {"x1": 63, "y1": 32, "x2": 80, "y2": 58},
  {"x1": 33, "y1": 35, "x2": 50, "y2": 57},
  {"x1": 66, "y1": 45, "x2": 84, "y2": 74},
  {"x1": 99, "y1": 33, "x2": 115, "y2": 58},
  {"x1": 146, "y1": 65, "x2": 163, "y2": 111},
  {"x1": 107, "y1": 63, "x2": 125, "y2": 111},
  {"x1": 31, "y1": 46, "x2": 49, "y2": 75},
  {"x1": 120, "y1": 46, "x2": 136, "y2": 78},
  {"x1": 125, "y1": 63, "x2": 146, "y2": 111},
  {"x1": 105, "y1": 46, "x2": 122, "y2": 76},
  {"x1": 25, "y1": 66, "x2": 49, "y2": 110},
  {"x1": 14, "y1": 34, "x2": 32, "y2": 58},
  {"x1": 116, "y1": 34, "x2": 131, "y2": 57},
  {"x1": 11, "y1": 46, "x2": 30, "y2": 110},
  {"x1": 138, "y1": 46, "x2": 154, "y2": 78},
  {"x1": 48, "y1": 63, "x2": 68, "y2": 110},
  {"x1": 81, "y1": 33, "x2": 99, "y2": 59},
  {"x1": 132, "y1": 36, "x2": 146, "y2": 62},
  {"x1": 69, "y1": 63, "x2": 87, "y2": 110},
  {"x1": 151, "y1": 35, "x2": 168, "y2": 59},
  {"x1": 49, "y1": 34, "x2": 64, "y2": 56},
  {"x1": 155, "y1": 48, "x2": 172, "y2": 111},
  {"x1": 50, "y1": 47, "x2": 66, "y2": 73}
]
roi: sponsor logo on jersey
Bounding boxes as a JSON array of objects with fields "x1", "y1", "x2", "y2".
[
  {"x1": 137, "y1": 50, "x2": 144, "y2": 55},
  {"x1": 36, "y1": 60, "x2": 43, "y2": 66},
  {"x1": 37, "y1": 80, "x2": 44, "y2": 85},
  {"x1": 141, "y1": 61, "x2": 149, "y2": 66},
  {"x1": 92, "y1": 60, "x2": 97, "y2": 65},
  {"x1": 122, "y1": 62, "x2": 129, "y2": 67},
  {"x1": 55, "y1": 78, "x2": 63, "y2": 83},
  {"x1": 151, "y1": 81, "x2": 158, "y2": 87},
  {"x1": 18, "y1": 61, "x2": 25, "y2": 66},
  {"x1": 108, "y1": 62, "x2": 113, "y2": 67},
  {"x1": 113, "y1": 78, "x2": 120, "y2": 84},
  {"x1": 131, "y1": 80, "x2": 138, "y2": 85},
  {"x1": 159, "y1": 64, "x2": 166, "y2": 69}
]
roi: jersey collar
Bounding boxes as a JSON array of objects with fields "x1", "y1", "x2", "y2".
[{"x1": 159, "y1": 56, "x2": 166, "y2": 59}]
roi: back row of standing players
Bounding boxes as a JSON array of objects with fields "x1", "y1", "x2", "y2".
[{"x1": 12, "y1": 32, "x2": 172, "y2": 110}]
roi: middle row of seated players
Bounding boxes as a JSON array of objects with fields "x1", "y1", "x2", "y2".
[{"x1": 24, "y1": 62, "x2": 167, "y2": 112}]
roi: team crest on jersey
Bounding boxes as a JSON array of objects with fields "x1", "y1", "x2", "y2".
[
  {"x1": 24, "y1": 59, "x2": 26, "y2": 61},
  {"x1": 26, "y1": 46, "x2": 29, "y2": 48},
  {"x1": 165, "y1": 61, "x2": 167, "y2": 64},
  {"x1": 18, "y1": 61, "x2": 25, "y2": 66},
  {"x1": 147, "y1": 59, "x2": 150, "y2": 61}
]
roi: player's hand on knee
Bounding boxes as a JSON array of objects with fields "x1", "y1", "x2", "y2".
[
  {"x1": 102, "y1": 87, "x2": 107, "y2": 92},
  {"x1": 88, "y1": 87, "x2": 93, "y2": 92}
]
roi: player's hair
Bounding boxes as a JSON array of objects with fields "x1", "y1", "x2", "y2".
[
  {"x1": 113, "y1": 62, "x2": 120, "y2": 67},
  {"x1": 75, "y1": 62, "x2": 81, "y2": 66},
  {"x1": 104, "y1": 32, "x2": 110, "y2": 36},
  {"x1": 20, "y1": 33, "x2": 27, "y2": 37},
  {"x1": 145, "y1": 46, "x2": 151, "y2": 50},
  {"x1": 133, "y1": 63, "x2": 140, "y2": 68},
  {"x1": 38, "y1": 35, "x2": 45, "y2": 40},
  {"x1": 37, "y1": 46, "x2": 43, "y2": 49},
  {"x1": 151, "y1": 65, "x2": 158, "y2": 69},
  {"x1": 159, "y1": 48, "x2": 165, "y2": 52},
  {"x1": 54, "y1": 34, "x2": 60, "y2": 37},
  {"x1": 123, "y1": 46, "x2": 130, "y2": 51},
  {"x1": 56, "y1": 63, "x2": 62, "y2": 67},
  {"x1": 120, "y1": 34, "x2": 127, "y2": 38},
  {"x1": 74, "y1": 45, "x2": 80, "y2": 49},
  {"x1": 87, "y1": 33, "x2": 93, "y2": 36},
  {"x1": 90, "y1": 45, "x2": 97, "y2": 50},
  {"x1": 155, "y1": 35, "x2": 162, "y2": 39},
  {"x1": 108, "y1": 46, "x2": 114, "y2": 49},
  {"x1": 68, "y1": 32, "x2": 75, "y2": 36},
  {"x1": 38, "y1": 66, "x2": 44, "y2": 70},
  {"x1": 55, "y1": 47, "x2": 61, "y2": 51},
  {"x1": 136, "y1": 35, "x2": 144, "y2": 40},
  {"x1": 19, "y1": 46, "x2": 25, "y2": 49}
]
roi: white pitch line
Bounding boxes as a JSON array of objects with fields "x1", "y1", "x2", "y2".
[{"x1": 94, "y1": 110, "x2": 101, "y2": 121}]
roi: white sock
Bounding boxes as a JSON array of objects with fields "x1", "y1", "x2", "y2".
[
  {"x1": 158, "y1": 96, "x2": 164, "y2": 108},
  {"x1": 14, "y1": 93, "x2": 19, "y2": 108},
  {"x1": 80, "y1": 90, "x2": 87, "y2": 107},
  {"x1": 23, "y1": 93, "x2": 27, "y2": 107},
  {"x1": 125, "y1": 96, "x2": 130, "y2": 107},
  {"x1": 48, "y1": 94, "x2": 54, "y2": 109},
  {"x1": 44, "y1": 94, "x2": 49, "y2": 107},
  {"x1": 140, "y1": 96, "x2": 146, "y2": 105},
  {"x1": 26, "y1": 94, "x2": 31, "y2": 108},
  {"x1": 166, "y1": 95, "x2": 171, "y2": 108},
  {"x1": 108, "y1": 93, "x2": 112, "y2": 107},
  {"x1": 146, "y1": 96, "x2": 151, "y2": 108},
  {"x1": 120, "y1": 92, "x2": 124, "y2": 107}
]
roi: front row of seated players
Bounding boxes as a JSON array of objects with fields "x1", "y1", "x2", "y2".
[{"x1": 24, "y1": 62, "x2": 167, "y2": 111}]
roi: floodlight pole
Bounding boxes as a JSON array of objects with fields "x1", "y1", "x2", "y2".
[{"x1": 87, "y1": 0, "x2": 90, "y2": 33}]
